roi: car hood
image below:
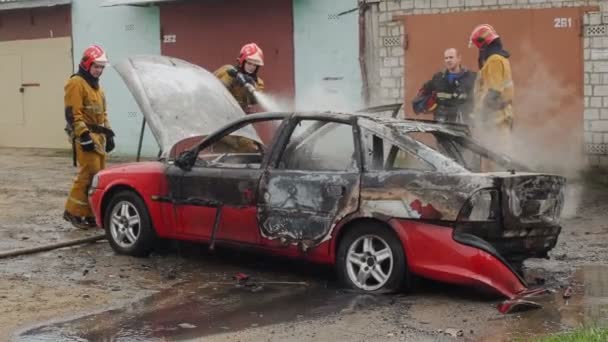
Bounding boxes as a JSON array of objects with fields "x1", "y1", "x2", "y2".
[{"x1": 113, "y1": 55, "x2": 261, "y2": 158}]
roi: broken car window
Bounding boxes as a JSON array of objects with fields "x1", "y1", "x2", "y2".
[
  {"x1": 279, "y1": 120, "x2": 357, "y2": 172},
  {"x1": 363, "y1": 130, "x2": 433, "y2": 171},
  {"x1": 406, "y1": 132, "x2": 513, "y2": 172},
  {"x1": 196, "y1": 120, "x2": 281, "y2": 169}
]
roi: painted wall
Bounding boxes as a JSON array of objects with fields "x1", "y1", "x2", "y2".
[
  {"x1": 71, "y1": 0, "x2": 161, "y2": 157},
  {"x1": 0, "y1": 6, "x2": 71, "y2": 41},
  {"x1": 293, "y1": 0, "x2": 363, "y2": 112}
]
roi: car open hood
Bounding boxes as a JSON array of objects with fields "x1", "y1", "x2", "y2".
[{"x1": 113, "y1": 55, "x2": 261, "y2": 158}]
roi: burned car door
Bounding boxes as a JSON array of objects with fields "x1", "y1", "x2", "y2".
[
  {"x1": 358, "y1": 128, "x2": 460, "y2": 221},
  {"x1": 258, "y1": 119, "x2": 361, "y2": 249},
  {"x1": 167, "y1": 119, "x2": 281, "y2": 244}
]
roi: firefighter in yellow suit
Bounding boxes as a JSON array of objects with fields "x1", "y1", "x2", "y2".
[
  {"x1": 469, "y1": 24, "x2": 514, "y2": 161},
  {"x1": 214, "y1": 42, "x2": 265, "y2": 114},
  {"x1": 63, "y1": 45, "x2": 115, "y2": 229},
  {"x1": 214, "y1": 42, "x2": 276, "y2": 146}
]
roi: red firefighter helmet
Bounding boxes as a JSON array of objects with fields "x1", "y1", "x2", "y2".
[
  {"x1": 412, "y1": 89, "x2": 438, "y2": 114},
  {"x1": 469, "y1": 24, "x2": 500, "y2": 49},
  {"x1": 80, "y1": 45, "x2": 109, "y2": 71},
  {"x1": 238, "y1": 43, "x2": 264, "y2": 67}
]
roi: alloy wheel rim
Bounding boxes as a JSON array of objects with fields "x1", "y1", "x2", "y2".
[
  {"x1": 346, "y1": 234, "x2": 394, "y2": 291},
  {"x1": 109, "y1": 201, "x2": 141, "y2": 249}
]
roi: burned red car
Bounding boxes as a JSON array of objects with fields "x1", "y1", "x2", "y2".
[{"x1": 89, "y1": 56, "x2": 565, "y2": 311}]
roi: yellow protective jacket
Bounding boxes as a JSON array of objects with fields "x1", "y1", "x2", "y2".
[
  {"x1": 214, "y1": 64, "x2": 265, "y2": 111},
  {"x1": 474, "y1": 54, "x2": 514, "y2": 127},
  {"x1": 64, "y1": 75, "x2": 111, "y2": 155}
]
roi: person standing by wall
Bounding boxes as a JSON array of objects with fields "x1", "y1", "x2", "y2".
[
  {"x1": 469, "y1": 24, "x2": 514, "y2": 157},
  {"x1": 412, "y1": 48, "x2": 476, "y2": 124},
  {"x1": 63, "y1": 45, "x2": 115, "y2": 229}
]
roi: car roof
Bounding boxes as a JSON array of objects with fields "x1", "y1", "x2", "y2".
[{"x1": 239, "y1": 111, "x2": 470, "y2": 137}]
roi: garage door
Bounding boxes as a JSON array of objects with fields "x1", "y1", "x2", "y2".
[
  {"x1": 0, "y1": 55, "x2": 23, "y2": 125},
  {"x1": 0, "y1": 5, "x2": 73, "y2": 150},
  {"x1": 160, "y1": 0, "x2": 295, "y2": 103},
  {"x1": 0, "y1": 37, "x2": 73, "y2": 149},
  {"x1": 400, "y1": 7, "x2": 596, "y2": 169}
]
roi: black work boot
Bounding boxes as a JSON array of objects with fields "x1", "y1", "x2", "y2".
[
  {"x1": 84, "y1": 217, "x2": 97, "y2": 228},
  {"x1": 63, "y1": 210, "x2": 91, "y2": 230}
]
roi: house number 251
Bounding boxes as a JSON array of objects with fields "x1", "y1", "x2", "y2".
[{"x1": 554, "y1": 17, "x2": 572, "y2": 28}]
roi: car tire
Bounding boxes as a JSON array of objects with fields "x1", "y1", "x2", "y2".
[
  {"x1": 337, "y1": 222, "x2": 409, "y2": 293},
  {"x1": 104, "y1": 190, "x2": 157, "y2": 257}
]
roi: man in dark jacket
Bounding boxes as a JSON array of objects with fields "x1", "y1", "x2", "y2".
[{"x1": 414, "y1": 48, "x2": 476, "y2": 124}]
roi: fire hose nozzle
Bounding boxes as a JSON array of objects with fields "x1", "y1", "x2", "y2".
[{"x1": 245, "y1": 83, "x2": 256, "y2": 94}]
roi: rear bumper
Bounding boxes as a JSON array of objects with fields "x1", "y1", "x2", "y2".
[
  {"x1": 389, "y1": 219, "x2": 527, "y2": 299},
  {"x1": 455, "y1": 221, "x2": 561, "y2": 262}
]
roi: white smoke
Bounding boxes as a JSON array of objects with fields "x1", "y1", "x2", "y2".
[{"x1": 471, "y1": 41, "x2": 587, "y2": 218}]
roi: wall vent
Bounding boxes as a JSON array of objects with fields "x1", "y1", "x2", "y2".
[
  {"x1": 586, "y1": 143, "x2": 608, "y2": 155},
  {"x1": 586, "y1": 25, "x2": 607, "y2": 37},
  {"x1": 383, "y1": 36, "x2": 401, "y2": 47}
]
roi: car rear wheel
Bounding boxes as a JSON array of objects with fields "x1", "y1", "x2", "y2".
[
  {"x1": 337, "y1": 223, "x2": 408, "y2": 293},
  {"x1": 104, "y1": 190, "x2": 156, "y2": 257}
]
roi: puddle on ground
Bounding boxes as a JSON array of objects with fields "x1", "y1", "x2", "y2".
[
  {"x1": 15, "y1": 280, "x2": 386, "y2": 342},
  {"x1": 484, "y1": 265, "x2": 608, "y2": 341}
]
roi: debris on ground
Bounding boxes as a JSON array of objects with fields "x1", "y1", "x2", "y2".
[
  {"x1": 563, "y1": 286, "x2": 573, "y2": 299},
  {"x1": 444, "y1": 328, "x2": 464, "y2": 337},
  {"x1": 164, "y1": 268, "x2": 178, "y2": 280},
  {"x1": 178, "y1": 323, "x2": 197, "y2": 329},
  {"x1": 233, "y1": 272, "x2": 264, "y2": 293},
  {"x1": 497, "y1": 299, "x2": 543, "y2": 314}
]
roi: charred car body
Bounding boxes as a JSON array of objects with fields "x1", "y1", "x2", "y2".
[{"x1": 89, "y1": 56, "x2": 565, "y2": 312}]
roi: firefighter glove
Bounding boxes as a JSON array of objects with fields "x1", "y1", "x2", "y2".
[
  {"x1": 103, "y1": 127, "x2": 115, "y2": 138},
  {"x1": 106, "y1": 136, "x2": 115, "y2": 153},
  {"x1": 236, "y1": 72, "x2": 255, "y2": 86},
  {"x1": 226, "y1": 66, "x2": 238, "y2": 78},
  {"x1": 79, "y1": 132, "x2": 95, "y2": 152}
]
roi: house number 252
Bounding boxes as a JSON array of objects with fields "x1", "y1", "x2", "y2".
[{"x1": 554, "y1": 17, "x2": 572, "y2": 28}]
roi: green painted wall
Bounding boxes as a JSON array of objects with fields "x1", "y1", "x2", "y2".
[
  {"x1": 293, "y1": 0, "x2": 362, "y2": 112},
  {"x1": 72, "y1": 0, "x2": 161, "y2": 157}
]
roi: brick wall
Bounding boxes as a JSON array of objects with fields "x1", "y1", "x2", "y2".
[
  {"x1": 364, "y1": 0, "x2": 607, "y2": 166},
  {"x1": 584, "y1": 10, "x2": 608, "y2": 166}
]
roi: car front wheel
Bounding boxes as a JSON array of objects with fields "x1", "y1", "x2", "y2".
[
  {"x1": 337, "y1": 223, "x2": 408, "y2": 293},
  {"x1": 104, "y1": 190, "x2": 156, "y2": 257}
]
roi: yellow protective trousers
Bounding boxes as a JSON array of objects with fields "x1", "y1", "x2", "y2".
[{"x1": 64, "y1": 143, "x2": 105, "y2": 218}]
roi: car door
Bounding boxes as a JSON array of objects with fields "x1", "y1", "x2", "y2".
[
  {"x1": 166, "y1": 118, "x2": 283, "y2": 244},
  {"x1": 257, "y1": 117, "x2": 362, "y2": 250}
]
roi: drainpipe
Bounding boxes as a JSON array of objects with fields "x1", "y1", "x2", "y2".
[{"x1": 358, "y1": 0, "x2": 372, "y2": 107}]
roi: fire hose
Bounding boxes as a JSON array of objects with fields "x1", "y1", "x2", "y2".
[
  {"x1": 226, "y1": 67, "x2": 257, "y2": 95},
  {"x1": 0, "y1": 234, "x2": 106, "y2": 259}
]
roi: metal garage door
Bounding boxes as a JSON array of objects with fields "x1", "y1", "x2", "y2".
[
  {"x1": 0, "y1": 6, "x2": 72, "y2": 149},
  {"x1": 160, "y1": 0, "x2": 295, "y2": 104},
  {"x1": 0, "y1": 55, "x2": 23, "y2": 125},
  {"x1": 400, "y1": 7, "x2": 597, "y2": 171}
]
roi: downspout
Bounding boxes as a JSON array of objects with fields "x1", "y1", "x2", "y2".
[{"x1": 358, "y1": 0, "x2": 371, "y2": 107}]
